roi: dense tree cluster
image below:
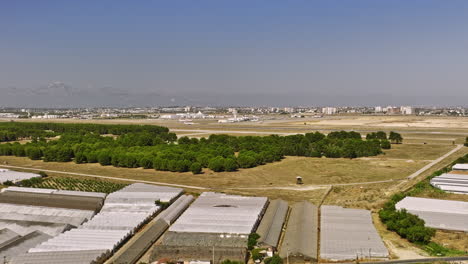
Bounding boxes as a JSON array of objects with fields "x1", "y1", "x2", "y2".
[
  {"x1": 0, "y1": 123, "x2": 387, "y2": 174},
  {"x1": 0, "y1": 122, "x2": 172, "y2": 142}
]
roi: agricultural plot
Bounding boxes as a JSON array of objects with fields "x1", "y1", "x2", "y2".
[{"x1": 32, "y1": 177, "x2": 127, "y2": 193}]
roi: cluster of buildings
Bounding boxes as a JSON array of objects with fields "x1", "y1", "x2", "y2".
[{"x1": 1, "y1": 105, "x2": 468, "y2": 120}]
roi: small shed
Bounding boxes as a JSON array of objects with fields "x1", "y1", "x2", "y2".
[{"x1": 296, "y1": 176, "x2": 303, "y2": 185}]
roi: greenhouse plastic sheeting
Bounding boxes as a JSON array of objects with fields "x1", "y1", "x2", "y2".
[
  {"x1": 430, "y1": 173, "x2": 468, "y2": 194},
  {"x1": 26, "y1": 183, "x2": 180, "y2": 256},
  {"x1": 320, "y1": 206, "x2": 389, "y2": 261},
  {"x1": 169, "y1": 192, "x2": 267, "y2": 234},
  {"x1": 2, "y1": 187, "x2": 106, "y2": 199},
  {"x1": 257, "y1": 199, "x2": 288, "y2": 248},
  {"x1": 396, "y1": 197, "x2": 468, "y2": 232},
  {"x1": 0, "y1": 170, "x2": 40, "y2": 184}
]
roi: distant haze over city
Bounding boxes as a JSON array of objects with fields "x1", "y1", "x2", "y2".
[{"x1": 1, "y1": 1, "x2": 468, "y2": 107}]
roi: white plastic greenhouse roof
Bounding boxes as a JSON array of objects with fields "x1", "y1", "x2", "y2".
[
  {"x1": 320, "y1": 205, "x2": 389, "y2": 261},
  {"x1": 26, "y1": 183, "x2": 179, "y2": 256},
  {"x1": 2, "y1": 187, "x2": 106, "y2": 199},
  {"x1": 453, "y1": 163, "x2": 468, "y2": 170},
  {"x1": 0, "y1": 203, "x2": 95, "y2": 228},
  {"x1": 430, "y1": 173, "x2": 468, "y2": 194},
  {"x1": 29, "y1": 229, "x2": 130, "y2": 252},
  {"x1": 395, "y1": 197, "x2": 468, "y2": 232},
  {"x1": 0, "y1": 170, "x2": 40, "y2": 184},
  {"x1": 169, "y1": 192, "x2": 267, "y2": 234}
]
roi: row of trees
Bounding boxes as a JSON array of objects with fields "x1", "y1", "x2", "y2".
[
  {"x1": 0, "y1": 123, "x2": 389, "y2": 174},
  {"x1": 366, "y1": 131, "x2": 403, "y2": 144}
]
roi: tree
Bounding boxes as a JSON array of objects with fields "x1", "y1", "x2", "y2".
[
  {"x1": 98, "y1": 151, "x2": 112, "y2": 166},
  {"x1": 208, "y1": 157, "x2": 225, "y2": 172},
  {"x1": 380, "y1": 140, "x2": 391, "y2": 149},
  {"x1": 190, "y1": 162, "x2": 202, "y2": 174},
  {"x1": 224, "y1": 158, "x2": 238, "y2": 172},
  {"x1": 25, "y1": 146, "x2": 42, "y2": 160},
  {"x1": 139, "y1": 156, "x2": 153, "y2": 169},
  {"x1": 465, "y1": 137, "x2": 468, "y2": 147},
  {"x1": 389, "y1": 131, "x2": 403, "y2": 144}
]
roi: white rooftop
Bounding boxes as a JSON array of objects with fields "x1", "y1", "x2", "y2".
[
  {"x1": 0, "y1": 170, "x2": 40, "y2": 184},
  {"x1": 169, "y1": 192, "x2": 267, "y2": 234},
  {"x1": 453, "y1": 163, "x2": 468, "y2": 171},
  {"x1": 395, "y1": 197, "x2": 468, "y2": 232}
]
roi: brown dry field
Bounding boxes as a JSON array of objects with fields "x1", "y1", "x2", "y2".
[{"x1": 0, "y1": 143, "x2": 445, "y2": 190}]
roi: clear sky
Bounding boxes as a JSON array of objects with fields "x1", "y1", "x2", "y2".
[{"x1": 1, "y1": 1, "x2": 468, "y2": 107}]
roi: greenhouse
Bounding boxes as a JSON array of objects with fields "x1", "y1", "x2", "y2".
[
  {"x1": 396, "y1": 197, "x2": 468, "y2": 232},
  {"x1": 320, "y1": 205, "x2": 389, "y2": 261}
]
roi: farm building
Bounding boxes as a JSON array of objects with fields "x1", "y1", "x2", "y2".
[
  {"x1": 430, "y1": 173, "x2": 468, "y2": 194},
  {"x1": 256, "y1": 199, "x2": 288, "y2": 249},
  {"x1": 152, "y1": 192, "x2": 268, "y2": 264},
  {"x1": 452, "y1": 163, "x2": 468, "y2": 171},
  {"x1": 395, "y1": 197, "x2": 468, "y2": 232},
  {"x1": 320, "y1": 205, "x2": 389, "y2": 261},
  {"x1": 8, "y1": 183, "x2": 183, "y2": 264},
  {"x1": 279, "y1": 201, "x2": 318, "y2": 261},
  {"x1": 0, "y1": 169, "x2": 40, "y2": 184}
]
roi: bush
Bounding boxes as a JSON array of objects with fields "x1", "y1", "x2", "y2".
[
  {"x1": 247, "y1": 233, "x2": 260, "y2": 250},
  {"x1": 3, "y1": 180, "x2": 15, "y2": 186},
  {"x1": 264, "y1": 255, "x2": 283, "y2": 264}
]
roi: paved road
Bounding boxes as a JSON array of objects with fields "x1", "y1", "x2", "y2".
[
  {"x1": 406, "y1": 144, "x2": 463, "y2": 179},
  {"x1": 0, "y1": 164, "x2": 208, "y2": 190}
]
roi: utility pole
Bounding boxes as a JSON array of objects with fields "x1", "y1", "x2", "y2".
[{"x1": 212, "y1": 245, "x2": 215, "y2": 264}]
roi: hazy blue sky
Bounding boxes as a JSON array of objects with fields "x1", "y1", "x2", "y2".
[{"x1": 1, "y1": 1, "x2": 468, "y2": 107}]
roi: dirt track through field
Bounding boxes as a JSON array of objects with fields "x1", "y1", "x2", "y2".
[{"x1": 406, "y1": 144, "x2": 463, "y2": 179}]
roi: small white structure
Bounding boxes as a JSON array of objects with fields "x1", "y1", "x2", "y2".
[
  {"x1": 453, "y1": 164, "x2": 468, "y2": 171},
  {"x1": 0, "y1": 169, "x2": 40, "y2": 184}
]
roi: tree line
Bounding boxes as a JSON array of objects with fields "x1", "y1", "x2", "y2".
[
  {"x1": 0, "y1": 123, "x2": 391, "y2": 174},
  {"x1": 0, "y1": 122, "x2": 172, "y2": 142}
]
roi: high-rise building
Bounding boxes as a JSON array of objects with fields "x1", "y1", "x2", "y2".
[{"x1": 322, "y1": 107, "x2": 337, "y2": 115}]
